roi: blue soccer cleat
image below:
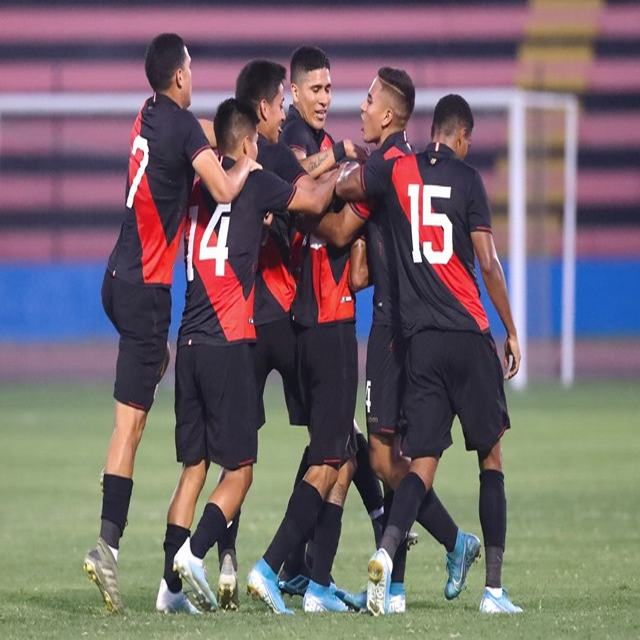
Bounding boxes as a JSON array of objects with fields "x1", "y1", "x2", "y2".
[
  {"x1": 303, "y1": 581, "x2": 350, "y2": 612},
  {"x1": 444, "y1": 531, "x2": 481, "y2": 600},
  {"x1": 247, "y1": 559, "x2": 294, "y2": 615},
  {"x1": 479, "y1": 587, "x2": 523, "y2": 614},
  {"x1": 388, "y1": 582, "x2": 406, "y2": 613},
  {"x1": 367, "y1": 548, "x2": 393, "y2": 616},
  {"x1": 334, "y1": 587, "x2": 367, "y2": 611},
  {"x1": 278, "y1": 573, "x2": 310, "y2": 597},
  {"x1": 172, "y1": 538, "x2": 217, "y2": 611}
]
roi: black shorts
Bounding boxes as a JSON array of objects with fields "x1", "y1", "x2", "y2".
[
  {"x1": 402, "y1": 330, "x2": 510, "y2": 459},
  {"x1": 297, "y1": 322, "x2": 358, "y2": 468},
  {"x1": 174, "y1": 342, "x2": 258, "y2": 470},
  {"x1": 365, "y1": 323, "x2": 408, "y2": 437},
  {"x1": 254, "y1": 317, "x2": 307, "y2": 428},
  {"x1": 101, "y1": 270, "x2": 171, "y2": 412}
]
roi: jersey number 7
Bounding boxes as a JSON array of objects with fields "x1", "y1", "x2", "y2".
[
  {"x1": 408, "y1": 183, "x2": 453, "y2": 265},
  {"x1": 186, "y1": 203, "x2": 231, "y2": 281}
]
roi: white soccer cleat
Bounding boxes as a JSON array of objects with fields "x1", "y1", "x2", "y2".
[
  {"x1": 155, "y1": 579, "x2": 201, "y2": 614},
  {"x1": 172, "y1": 538, "x2": 217, "y2": 611},
  {"x1": 218, "y1": 552, "x2": 239, "y2": 611},
  {"x1": 479, "y1": 587, "x2": 523, "y2": 614},
  {"x1": 367, "y1": 548, "x2": 393, "y2": 616}
]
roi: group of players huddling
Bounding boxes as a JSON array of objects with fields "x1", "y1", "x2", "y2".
[{"x1": 83, "y1": 33, "x2": 523, "y2": 617}]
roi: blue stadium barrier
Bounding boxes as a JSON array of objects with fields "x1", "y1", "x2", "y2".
[{"x1": 0, "y1": 259, "x2": 639, "y2": 341}]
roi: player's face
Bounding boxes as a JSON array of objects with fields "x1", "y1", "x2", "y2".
[
  {"x1": 242, "y1": 129, "x2": 259, "y2": 161},
  {"x1": 177, "y1": 47, "x2": 193, "y2": 107},
  {"x1": 360, "y1": 77, "x2": 391, "y2": 144},
  {"x1": 292, "y1": 68, "x2": 332, "y2": 130},
  {"x1": 261, "y1": 82, "x2": 286, "y2": 144}
]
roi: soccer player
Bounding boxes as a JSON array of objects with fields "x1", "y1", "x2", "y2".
[
  {"x1": 83, "y1": 33, "x2": 258, "y2": 614},
  {"x1": 156, "y1": 98, "x2": 337, "y2": 614},
  {"x1": 212, "y1": 59, "x2": 339, "y2": 610},
  {"x1": 311, "y1": 68, "x2": 479, "y2": 613},
  {"x1": 337, "y1": 94, "x2": 523, "y2": 615},
  {"x1": 247, "y1": 46, "x2": 381, "y2": 615}
]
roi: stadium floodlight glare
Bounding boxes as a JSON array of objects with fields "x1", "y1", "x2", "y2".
[{"x1": 0, "y1": 88, "x2": 578, "y2": 388}]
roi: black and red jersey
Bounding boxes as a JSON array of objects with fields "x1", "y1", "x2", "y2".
[
  {"x1": 281, "y1": 106, "x2": 355, "y2": 327},
  {"x1": 254, "y1": 134, "x2": 307, "y2": 326},
  {"x1": 362, "y1": 142, "x2": 492, "y2": 336},
  {"x1": 108, "y1": 93, "x2": 210, "y2": 286},
  {"x1": 178, "y1": 157, "x2": 295, "y2": 347},
  {"x1": 350, "y1": 131, "x2": 411, "y2": 327}
]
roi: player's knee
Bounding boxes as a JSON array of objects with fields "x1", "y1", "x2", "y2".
[
  {"x1": 478, "y1": 441, "x2": 503, "y2": 471},
  {"x1": 368, "y1": 435, "x2": 393, "y2": 481},
  {"x1": 181, "y1": 460, "x2": 208, "y2": 488}
]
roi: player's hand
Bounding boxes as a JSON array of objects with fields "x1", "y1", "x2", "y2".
[
  {"x1": 343, "y1": 139, "x2": 368, "y2": 163},
  {"x1": 503, "y1": 334, "x2": 521, "y2": 380}
]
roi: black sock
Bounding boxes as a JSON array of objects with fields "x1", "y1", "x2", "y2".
[
  {"x1": 100, "y1": 474, "x2": 133, "y2": 549},
  {"x1": 310, "y1": 503, "x2": 343, "y2": 587},
  {"x1": 379, "y1": 472, "x2": 426, "y2": 560},
  {"x1": 163, "y1": 524, "x2": 189, "y2": 593},
  {"x1": 264, "y1": 480, "x2": 323, "y2": 574},
  {"x1": 218, "y1": 508, "x2": 240, "y2": 569},
  {"x1": 281, "y1": 447, "x2": 311, "y2": 577},
  {"x1": 190, "y1": 503, "x2": 227, "y2": 560},
  {"x1": 353, "y1": 433, "x2": 384, "y2": 517},
  {"x1": 391, "y1": 536, "x2": 407, "y2": 584},
  {"x1": 479, "y1": 470, "x2": 506, "y2": 587},
  {"x1": 415, "y1": 488, "x2": 458, "y2": 553}
]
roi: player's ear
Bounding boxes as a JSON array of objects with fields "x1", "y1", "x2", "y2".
[
  {"x1": 291, "y1": 82, "x2": 299, "y2": 102},
  {"x1": 381, "y1": 108, "x2": 393, "y2": 128},
  {"x1": 258, "y1": 99, "x2": 269, "y2": 122},
  {"x1": 175, "y1": 66, "x2": 184, "y2": 90}
]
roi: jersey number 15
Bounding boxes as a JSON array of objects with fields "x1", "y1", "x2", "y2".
[{"x1": 408, "y1": 184, "x2": 453, "y2": 265}]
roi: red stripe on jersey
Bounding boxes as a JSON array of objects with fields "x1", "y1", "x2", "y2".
[
  {"x1": 350, "y1": 201, "x2": 371, "y2": 220},
  {"x1": 383, "y1": 146, "x2": 406, "y2": 160},
  {"x1": 310, "y1": 243, "x2": 355, "y2": 324},
  {"x1": 258, "y1": 235, "x2": 297, "y2": 314},
  {"x1": 128, "y1": 111, "x2": 181, "y2": 285},
  {"x1": 391, "y1": 155, "x2": 489, "y2": 332},
  {"x1": 320, "y1": 134, "x2": 333, "y2": 153},
  {"x1": 191, "y1": 188, "x2": 256, "y2": 342}
]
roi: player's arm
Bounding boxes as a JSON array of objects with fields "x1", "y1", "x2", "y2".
[
  {"x1": 348, "y1": 236, "x2": 369, "y2": 292},
  {"x1": 472, "y1": 231, "x2": 521, "y2": 379},
  {"x1": 287, "y1": 169, "x2": 338, "y2": 216},
  {"x1": 294, "y1": 140, "x2": 367, "y2": 179},
  {"x1": 311, "y1": 203, "x2": 367, "y2": 248},
  {"x1": 198, "y1": 118, "x2": 216, "y2": 148},
  {"x1": 192, "y1": 149, "x2": 259, "y2": 203},
  {"x1": 335, "y1": 161, "x2": 367, "y2": 202}
]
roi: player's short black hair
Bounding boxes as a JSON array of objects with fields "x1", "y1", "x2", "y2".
[
  {"x1": 236, "y1": 59, "x2": 287, "y2": 110},
  {"x1": 377, "y1": 67, "x2": 415, "y2": 123},
  {"x1": 290, "y1": 46, "x2": 331, "y2": 84},
  {"x1": 214, "y1": 98, "x2": 260, "y2": 155},
  {"x1": 431, "y1": 94, "x2": 474, "y2": 138},
  {"x1": 144, "y1": 33, "x2": 187, "y2": 93}
]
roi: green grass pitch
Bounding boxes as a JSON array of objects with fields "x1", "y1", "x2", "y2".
[{"x1": 1, "y1": 380, "x2": 639, "y2": 639}]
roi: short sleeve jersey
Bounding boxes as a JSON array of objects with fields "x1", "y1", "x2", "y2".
[
  {"x1": 107, "y1": 94, "x2": 210, "y2": 286},
  {"x1": 281, "y1": 106, "x2": 355, "y2": 327},
  {"x1": 349, "y1": 131, "x2": 411, "y2": 327},
  {"x1": 254, "y1": 134, "x2": 307, "y2": 326},
  {"x1": 362, "y1": 142, "x2": 492, "y2": 336},
  {"x1": 179, "y1": 157, "x2": 295, "y2": 346}
]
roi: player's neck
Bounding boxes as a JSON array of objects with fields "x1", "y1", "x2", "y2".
[
  {"x1": 379, "y1": 126, "x2": 404, "y2": 147},
  {"x1": 159, "y1": 87, "x2": 189, "y2": 110}
]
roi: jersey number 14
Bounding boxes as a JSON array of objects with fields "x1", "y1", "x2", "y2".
[
  {"x1": 186, "y1": 203, "x2": 231, "y2": 281},
  {"x1": 408, "y1": 184, "x2": 453, "y2": 265}
]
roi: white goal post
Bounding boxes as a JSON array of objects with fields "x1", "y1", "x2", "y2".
[{"x1": 0, "y1": 88, "x2": 579, "y2": 389}]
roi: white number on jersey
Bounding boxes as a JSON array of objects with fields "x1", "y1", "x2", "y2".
[
  {"x1": 365, "y1": 380, "x2": 372, "y2": 414},
  {"x1": 125, "y1": 135, "x2": 149, "y2": 209},
  {"x1": 186, "y1": 202, "x2": 232, "y2": 281},
  {"x1": 408, "y1": 183, "x2": 453, "y2": 265}
]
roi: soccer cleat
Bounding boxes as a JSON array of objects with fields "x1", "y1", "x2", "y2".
[
  {"x1": 444, "y1": 531, "x2": 481, "y2": 600},
  {"x1": 388, "y1": 582, "x2": 406, "y2": 614},
  {"x1": 83, "y1": 537, "x2": 124, "y2": 614},
  {"x1": 247, "y1": 559, "x2": 293, "y2": 615},
  {"x1": 406, "y1": 531, "x2": 419, "y2": 549},
  {"x1": 367, "y1": 548, "x2": 393, "y2": 616},
  {"x1": 172, "y1": 538, "x2": 217, "y2": 611},
  {"x1": 334, "y1": 587, "x2": 367, "y2": 611},
  {"x1": 218, "y1": 552, "x2": 239, "y2": 611},
  {"x1": 278, "y1": 573, "x2": 310, "y2": 597},
  {"x1": 479, "y1": 587, "x2": 523, "y2": 614},
  {"x1": 303, "y1": 581, "x2": 350, "y2": 613},
  {"x1": 155, "y1": 578, "x2": 201, "y2": 614}
]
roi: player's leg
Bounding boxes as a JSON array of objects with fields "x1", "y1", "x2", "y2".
[
  {"x1": 84, "y1": 273, "x2": 171, "y2": 613},
  {"x1": 451, "y1": 332, "x2": 521, "y2": 614},
  {"x1": 174, "y1": 343, "x2": 259, "y2": 611}
]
